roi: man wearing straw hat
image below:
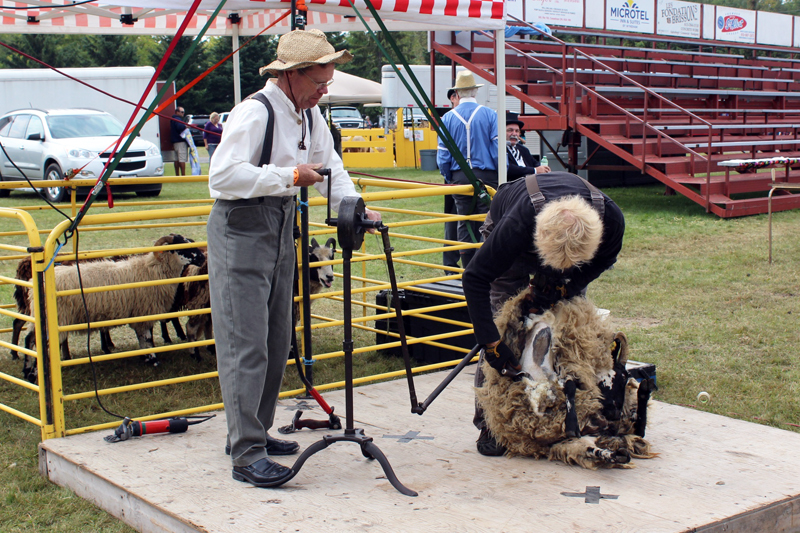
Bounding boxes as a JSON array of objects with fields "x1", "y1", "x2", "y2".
[
  {"x1": 437, "y1": 71, "x2": 498, "y2": 268},
  {"x1": 207, "y1": 29, "x2": 380, "y2": 488},
  {"x1": 440, "y1": 88, "x2": 461, "y2": 270}
]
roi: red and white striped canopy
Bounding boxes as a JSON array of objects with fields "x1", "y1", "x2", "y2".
[{"x1": 0, "y1": 0, "x2": 505, "y2": 35}]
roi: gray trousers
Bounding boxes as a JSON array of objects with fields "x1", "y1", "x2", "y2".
[
  {"x1": 443, "y1": 193, "x2": 460, "y2": 269},
  {"x1": 207, "y1": 195, "x2": 296, "y2": 467},
  {"x1": 451, "y1": 169, "x2": 497, "y2": 269}
]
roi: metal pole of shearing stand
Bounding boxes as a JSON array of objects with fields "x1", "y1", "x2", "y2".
[
  {"x1": 283, "y1": 196, "x2": 418, "y2": 497},
  {"x1": 299, "y1": 185, "x2": 314, "y2": 391}
]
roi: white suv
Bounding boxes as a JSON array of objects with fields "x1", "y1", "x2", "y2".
[
  {"x1": 0, "y1": 108, "x2": 164, "y2": 202},
  {"x1": 329, "y1": 106, "x2": 364, "y2": 129}
]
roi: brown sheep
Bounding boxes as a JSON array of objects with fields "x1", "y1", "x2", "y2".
[
  {"x1": 475, "y1": 289, "x2": 657, "y2": 469},
  {"x1": 10, "y1": 254, "x2": 128, "y2": 361},
  {"x1": 177, "y1": 257, "x2": 213, "y2": 362},
  {"x1": 22, "y1": 235, "x2": 205, "y2": 382}
]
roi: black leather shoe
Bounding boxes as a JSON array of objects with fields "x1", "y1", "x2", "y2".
[
  {"x1": 476, "y1": 427, "x2": 506, "y2": 457},
  {"x1": 232, "y1": 458, "x2": 293, "y2": 488},
  {"x1": 225, "y1": 435, "x2": 300, "y2": 456},
  {"x1": 266, "y1": 435, "x2": 300, "y2": 455}
]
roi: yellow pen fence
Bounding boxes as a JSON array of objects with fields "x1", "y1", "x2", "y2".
[{"x1": 0, "y1": 175, "x2": 488, "y2": 441}]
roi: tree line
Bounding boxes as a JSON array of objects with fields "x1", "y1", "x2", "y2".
[{"x1": 0, "y1": 31, "x2": 430, "y2": 116}]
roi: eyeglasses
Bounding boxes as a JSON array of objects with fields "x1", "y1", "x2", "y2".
[{"x1": 299, "y1": 69, "x2": 334, "y2": 90}]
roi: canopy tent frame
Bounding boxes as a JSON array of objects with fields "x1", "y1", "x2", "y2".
[{"x1": 1, "y1": 0, "x2": 507, "y2": 179}]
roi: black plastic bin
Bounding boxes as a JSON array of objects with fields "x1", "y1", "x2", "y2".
[{"x1": 375, "y1": 280, "x2": 475, "y2": 364}]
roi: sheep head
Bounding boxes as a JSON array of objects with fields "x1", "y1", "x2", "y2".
[
  {"x1": 153, "y1": 234, "x2": 205, "y2": 267},
  {"x1": 309, "y1": 237, "x2": 336, "y2": 289}
]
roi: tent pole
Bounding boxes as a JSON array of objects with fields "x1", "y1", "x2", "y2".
[
  {"x1": 496, "y1": 28, "x2": 507, "y2": 185},
  {"x1": 232, "y1": 21, "x2": 241, "y2": 105}
]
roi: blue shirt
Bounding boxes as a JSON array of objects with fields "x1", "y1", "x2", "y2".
[{"x1": 437, "y1": 99, "x2": 498, "y2": 173}]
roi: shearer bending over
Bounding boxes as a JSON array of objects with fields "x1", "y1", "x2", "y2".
[
  {"x1": 207, "y1": 29, "x2": 380, "y2": 488},
  {"x1": 462, "y1": 171, "x2": 625, "y2": 456}
]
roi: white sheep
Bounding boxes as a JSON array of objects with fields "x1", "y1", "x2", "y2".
[{"x1": 22, "y1": 234, "x2": 205, "y2": 382}]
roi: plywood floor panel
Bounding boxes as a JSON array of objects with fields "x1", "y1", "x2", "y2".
[{"x1": 40, "y1": 368, "x2": 800, "y2": 533}]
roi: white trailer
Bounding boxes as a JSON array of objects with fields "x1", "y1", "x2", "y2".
[
  {"x1": 381, "y1": 64, "x2": 505, "y2": 110},
  {"x1": 0, "y1": 67, "x2": 161, "y2": 150}
]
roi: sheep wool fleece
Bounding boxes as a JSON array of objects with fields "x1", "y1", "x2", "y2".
[{"x1": 207, "y1": 195, "x2": 295, "y2": 468}]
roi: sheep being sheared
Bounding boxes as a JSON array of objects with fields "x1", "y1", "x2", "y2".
[
  {"x1": 475, "y1": 289, "x2": 657, "y2": 469},
  {"x1": 22, "y1": 234, "x2": 205, "y2": 382}
]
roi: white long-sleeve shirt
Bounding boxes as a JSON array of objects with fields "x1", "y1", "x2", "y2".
[{"x1": 208, "y1": 80, "x2": 357, "y2": 213}]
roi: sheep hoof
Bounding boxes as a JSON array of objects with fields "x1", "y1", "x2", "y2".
[
  {"x1": 191, "y1": 349, "x2": 202, "y2": 363},
  {"x1": 611, "y1": 448, "x2": 631, "y2": 464},
  {"x1": 141, "y1": 354, "x2": 159, "y2": 367},
  {"x1": 22, "y1": 366, "x2": 37, "y2": 384}
]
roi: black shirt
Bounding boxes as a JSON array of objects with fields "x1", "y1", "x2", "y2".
[
  {"x1": 506, "y1": 142, "x2": 540, "y2": 181},
  {"x1": 462, "y1": 172, "x2": 625, "y2": 345}
]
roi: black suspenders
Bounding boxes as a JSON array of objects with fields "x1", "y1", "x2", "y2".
[
  {"x1": 524, "y1": 174, "x2": 605, "y2": 218},
  {"x1": 248, "y1": 92, "x2": 314, "y2": 167}
]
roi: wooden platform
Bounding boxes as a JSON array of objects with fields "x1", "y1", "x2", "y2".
[{"x1": 39, "y1": 369, "x2": 800, "y2": 533}]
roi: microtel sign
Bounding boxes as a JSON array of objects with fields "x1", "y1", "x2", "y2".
[
  {"x1": 607, "y1": 0, "x2": 655, "y2": 33},
  {"x1": 610, "y1": 0, "x2": 650, "y2": 21},
  {"x1": 717, "y1": 14, "x2": 746, "y2": 33}
]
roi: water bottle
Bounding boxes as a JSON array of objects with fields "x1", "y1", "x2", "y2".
[{"x1": 541, "y1": 155, "x2": 548, "y2": 167}]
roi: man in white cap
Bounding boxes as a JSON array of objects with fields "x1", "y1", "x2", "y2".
[
  {"x1": 462, "y1": 172, "x2": 625, "y2": 456},
  {"x1": 207, "y1": 29, "x2": 380, "y2": 488},
  {"x1": 436, "y1": 71, "x2": 498, "y2": 268}
]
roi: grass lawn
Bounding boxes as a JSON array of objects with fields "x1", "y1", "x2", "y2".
[{"x1": 1, "y1": 164, "x2": 800, "y2": 531}]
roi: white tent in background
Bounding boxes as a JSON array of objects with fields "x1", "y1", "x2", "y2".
[{"x1": 319, "y1": 71, "x2": 382, "y2": 106}]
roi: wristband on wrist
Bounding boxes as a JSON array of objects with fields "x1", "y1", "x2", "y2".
[{"x1": 293, "y1": 167, "x2": 299, "y2": 185}]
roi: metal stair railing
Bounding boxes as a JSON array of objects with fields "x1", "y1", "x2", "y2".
[
  {"x1": 436, "y1": 16, "x2": 721, "y2": 212},
  {"x1": 503, "y1": 16, "x2": 721, "y2": 211}
]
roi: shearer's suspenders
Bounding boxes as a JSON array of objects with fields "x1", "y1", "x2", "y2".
[
  {"x1": 451, "y1": 104, "x2": 484, "y2": 169},
  {"x1": 248, "y1": 92, "x2": 314, "y2": 166},
  {"x1": 524, "y1": 174, "x2": 605, "y2": 218}
]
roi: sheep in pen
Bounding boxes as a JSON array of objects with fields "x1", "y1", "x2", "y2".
[
  {"x1": 21, "y1": 234, "x2": 205, "y2": 382},
  {"x1": 476, "y1": 289, "x2": 658, "y2": 469}
]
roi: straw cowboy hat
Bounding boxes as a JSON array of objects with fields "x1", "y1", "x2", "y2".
[
  {"x1": 260, "y1": 29, "x2": 353, "y2": 76},
  {"x1": 450, "y1": 70, "x2": 484, "y2": 90}
]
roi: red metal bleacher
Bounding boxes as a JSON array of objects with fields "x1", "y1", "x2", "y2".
[{"x1": 431, "y1": 20, "x2": 800, "y2": 218}]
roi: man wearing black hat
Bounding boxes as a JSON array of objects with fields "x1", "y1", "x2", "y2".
[{"x1": 506, "y1": 112, "x2": 550, "y2": 180}]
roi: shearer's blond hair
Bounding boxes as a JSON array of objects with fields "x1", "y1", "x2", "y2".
[{"x1": 534, "y1": 195, "x2": 603, "y2": 270}]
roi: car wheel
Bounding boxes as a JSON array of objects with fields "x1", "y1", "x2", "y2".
[
  {"x1": 0, "y1": 172, "x2": 9, "y2": 198},
  {"x1": 43, "y1": 163, "x2": 67, "y2": 203}
]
